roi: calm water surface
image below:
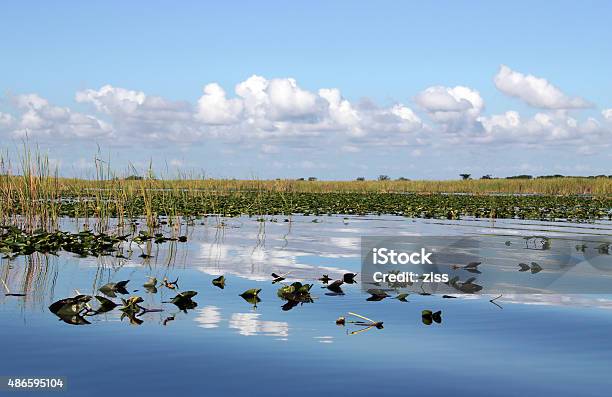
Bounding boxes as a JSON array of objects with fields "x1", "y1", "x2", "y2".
[{"x1": 1, "y1": 216, "x2": 611, "y2": 396}]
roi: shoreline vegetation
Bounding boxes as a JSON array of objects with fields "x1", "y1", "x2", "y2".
[{"x1": 1, "y1": 149, "x2": 611, "y2": 231}]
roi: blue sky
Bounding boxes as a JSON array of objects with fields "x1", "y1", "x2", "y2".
[{"x1": 1, "y1": 1, "x2": 611, "y2": 179}]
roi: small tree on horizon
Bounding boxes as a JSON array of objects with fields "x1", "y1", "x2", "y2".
[{"x1": 460, "y1": 173, "x2": 471, "y2": 180}]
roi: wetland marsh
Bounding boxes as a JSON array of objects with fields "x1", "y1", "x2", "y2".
[{"x1": 1, "y1": 157, "x2": 612, "y2": 396}]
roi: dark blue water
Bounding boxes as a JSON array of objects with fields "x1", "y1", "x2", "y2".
[{"x1": 1, "y1": 216, "x2": 612, "y2": 396}]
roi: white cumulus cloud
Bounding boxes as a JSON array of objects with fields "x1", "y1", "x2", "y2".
[
  {"x1": 1, "y1": 69, "x2": 609, "y2": 156},
  {"x1": 196, "y1": 83, "x2": 243, "y2": 124},
  {"x1": 75, "y1": 85, "x2": 146, "y2": 115},
  {"x1": 9, "y1": 93, "x2": 112, "y2": 139},
  {"x1": 479, "y1": 110, "x2": 604, "y2": 145},
  {"x1": 415, "y1": 85, "x2": 483, "y2": 129},
  {"x1": 494, "y1": 65, "x2": 591, "y2": 109}
]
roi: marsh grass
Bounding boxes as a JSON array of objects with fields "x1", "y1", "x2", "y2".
[{"x1": 0, "y1": 147, "x2": 611, "y2": 232}]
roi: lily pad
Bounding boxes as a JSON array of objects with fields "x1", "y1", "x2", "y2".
[
  {"x1": 119, "y1": 296, "x2": 144, "y2": 313},
  {"x1": 94, "y1": 295, "x2": 118, "y2": 313},
  {"x1": 318, "y1": 274, "x2": 332, "y2": 284},
  {"x1": 240, "y1": 295, "x2": 261, "y2": 307},
  {"x1": 143, "y1": 277, "x2": 157, "y2": 288},
  {"x1": 56, "y1": 313, "x2": 91, "y2": 325},
  {"x1": 212, "y1": 275, "x2": 226, "y2": 289},
  {"x1": 326, "y1": 280, "x2": 344, "y2": 294},
  {"x1": 99, "y1": 280, "x2": 130, "y2": 297},
  {"x1": 343, "y1": 273, "x2": 357, "y2": 284},
  {"x1": 422, "y1": 310, "x2": 442, "y2": 325},
  {"x1": 518, "y1": 263, "x2": 531, "y2": 272},
  {"x1": 530, "y1": 262, "x2": 543, "y2": 274},
  {"x1": 170, "y1": 291, "x2": 198, "y2": 304},
  {"x1": 393, "y1": 293, "x2": 409, "y2": 302},
  {"x1": 240, "y1": 288, "x2": 261, "y2": 299},
  {"x1": 277, "y1": 282, "x2": 313, "y2": 308},
  {"x1": 49, "y1": 295, "x2": 92, "y2": 316},
  {"x1": 366, "y1": 289, "x2": 390, "y2": 301}
]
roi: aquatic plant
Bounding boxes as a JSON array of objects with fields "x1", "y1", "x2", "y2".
[
  {"x1": 212, "y1": 275, "x2": 225, "y2": 289},
  {"x1": 393, "y1": 293, "x2": 409, "y2": 302},
  {"x1": 366, "y1": 289, "x2": 390, "y2": 301},
  {"x1": 318, "y1": 274, "x2": 332, "y2": 284},
  {"x1": 326, "y1": 280, "x2": 344, "y2": 294},
  {"x1": 277, "y1": 282, "x2": 313, "y2": 301},
  {"x1": 344, "y1": 312, "x2": 384, "y2": 335},
  {"x1": 99, "y1": 280, "x2": 130, "y2": 297},
  {"x1": 421, "y1": 310, "x2": 442, "y2": 325}
]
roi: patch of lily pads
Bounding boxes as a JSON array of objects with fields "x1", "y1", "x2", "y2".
[
  {"x1": 48, "y1": 278, "x2": 198, "y2": 326},
  {"x1": 43, "y1": 261, "x2": 520, "y2": 332},
  {"x1": 7, "y1": 191, "x2": 612, "y2": 221},
  {"x1": 0, "y1": 226, "x2": 188, "y2": 259}
]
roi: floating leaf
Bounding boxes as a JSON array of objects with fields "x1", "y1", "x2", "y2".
[
  {"x1": 212, "y1": 275, "x2": 226, "y2": 289},
  {"x1": 343, "y1": 273, "x2": 357, "y2": 284},
  {"x1": 530, "y1": 262, "x2": 543, "y2": 274},
  {"x1": 119, "y1": 296, "x2": 144, "y2": 313},
  {"x1": 457, "y1": 282, "x2": 483, "y2": 294},
  {"x1": 49, "y1": 295, "x2": 92, "y2": 315},
  {"x1": 366, "y1": 289, "x2": 390, "y2": 301},
  {"x1": 120, "y1": 310, "x2": 144, "y2": 325},
  {"x1": 240, "y1": 295, "x2": 261, "y2": 307},
  {"x1": 115, "y1": 280, "x2": 130, "y2": 289},
  {"x1": 318, "y1": 275, "x2": 332, "y2": 284},
  {"x1": 393, "y1": 293, "x2": 409, "y2": 302},
  {"x1": 432, "y1": 310, "x2": 442, "y2": 323},
  {"x1": 278, "y1": 282, "x2": 312, "y2": 300},
  {"x1": 56, "y1": 313, "x2": 91, "y2": 325},
  {"x1": 99, "y1": 280, "x2": 129, "y2": 297},
  {"x1": 170, "y1": 291, "x2": 198, "y2": 304},
  {"x1": 326, "y1": 280, "x2": 344, "y2": 294},
  {"x1": 143, "y1": 277, "x2": 157, "y2": 288},
  {"x1": 94, "y1": 295, "x2": 118, "y2": 313},
  {"x1": 99, "y1": 283, "x2": 117, "y2": 297},
  {"x1": 281, "y1": 300, "x2": 299, "y2": 311},
  {"x1": 144, "y1": 285, "x2": 158, "y2": 294},
  {"x1": 240, "y1": 288, "x2": 261, "y2": 299},
  {"x1": 422, "y1": 309, "x2": 442, "y2": 325}
]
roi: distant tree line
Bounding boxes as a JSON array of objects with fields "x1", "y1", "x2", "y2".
[
  {"x1": 291, "y1": 174, "x2": 612, "y2": 181},
  {"x1": 458, "y1": 173, "x2": 612, "y2": 180}
]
